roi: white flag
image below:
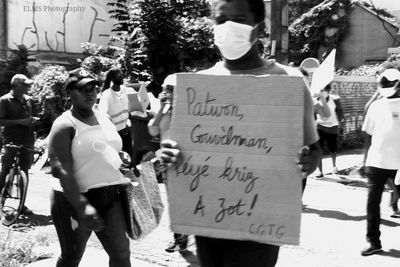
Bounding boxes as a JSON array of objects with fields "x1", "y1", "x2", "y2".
[{"x1": 310, "y1": 49, "x2": 336, "y2": 94}]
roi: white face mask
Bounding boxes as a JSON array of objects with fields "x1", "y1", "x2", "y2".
[
  {"x1": 213, "y1": 21, "x2": 257, "y2": 60},
  {"x1": 378, "y1": 86, "x2": 399, "y2": 98}
]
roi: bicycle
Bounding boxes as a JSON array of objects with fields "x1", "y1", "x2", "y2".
[{"x1": 0, "y1": 143, "x2": 45, "y2": 226}]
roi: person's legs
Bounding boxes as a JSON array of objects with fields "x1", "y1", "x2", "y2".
[
  {"x1": 316, "y1": 129, "x2": 325, "y2": 177},
  {"x1": 387, "y1": 178, "x2": 400, "y2": 217},
  {"x1": 50, "y1": 190, "x2": 92, "y2": 267},
  {"x1": 95, "y1": 198, "x2": 131, "y2": 267},
  {"x1": 363, "y1": 167, "x2": 395, "y2": 255},
  {"x1": 85, "y1": 185, "x2": 130, "y2": 267},
  {"x1": 195, "y1": 236, "x2": 224, "y2": 267},
  {"x1": 19, "y1": 149, "x2": 33, "y2": 213},
  {"x1": 195, "y1": 236, "x2": 280, "y2": 267},
  {"x1": 0, "y1": 148, "x2": 16, "y2": 193},
  {"x1": 325, "y1": 133, "x2": 338, "y2": 174},
  {"x1": 166, "y1": 233, "x2": 189, "y2": 252},
  {"x1": 119, "y1": 129, "x2": 133, "y2": 160}
]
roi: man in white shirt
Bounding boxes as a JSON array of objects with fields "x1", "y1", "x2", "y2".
[{"x1": 361, "y1": 68, "x2": 400, "y2": 256}]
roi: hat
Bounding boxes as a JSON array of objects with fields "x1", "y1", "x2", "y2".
[
  {"x1": 300, "y1": 57, "x2": 320, "y2": 73},
  {"x1": 65, "y1": 68, "x2": 100, "y2": 90},
  {"x1": 11, "y1": 74, "x2": 33, "y2": 85},
  {"x1": 377, "y1": 69, "x2": 400, "y2": 89}
]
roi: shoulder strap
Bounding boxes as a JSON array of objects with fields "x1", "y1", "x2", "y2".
[{"x1": 62, "y1": 110, "x2": 77, "y2": 138}]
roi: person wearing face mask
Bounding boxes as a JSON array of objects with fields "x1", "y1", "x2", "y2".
[
  {"x1": 314, "y1": 83, "x2": 344, "y2": 178},
  {"x1": 360, "y1": 67, "x2": 400, "y2": 256},
  {"x1": 98, "y1": 68, "x2": 133, "y2": 159},
  {"x1": 151, "y1": 0, "x2": 322, "y2": 266},
  {"x1": 363, "y1": 63, "x2": 400, "y2": 220}
]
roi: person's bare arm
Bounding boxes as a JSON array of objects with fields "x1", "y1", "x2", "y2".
[{"x1": 362, "y1": 133, "x2": 371, "y2": 166}]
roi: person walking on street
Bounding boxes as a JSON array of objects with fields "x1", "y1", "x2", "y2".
[
  {"x1": 361, "y1": 68, "x2": 400, "y2": 256},
  {"x1": 299, "y1": 67, "x2": 330, "y2": 193},
  {"x1": 0, "y1": 74, "x2": 39, "y2": 215},
  {"x1": 48, "y1": 69, "x2": 132, "y2": 267},
  {"x1": 154, "y1": 0, "x2": 322, "y2": 266},
  {"x1": 363, "y1": 62, "x2": 400, "y2": 219},
  {"x1": 315, "y1": 83, "x2": 344, "y2": 178},
  {"x1": 98, "y1": 68, "x2": 133, "y2": 158}
]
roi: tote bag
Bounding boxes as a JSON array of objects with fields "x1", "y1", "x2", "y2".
[{"x1": 120, "y1": 161, "x2": 164, "y2": 239}]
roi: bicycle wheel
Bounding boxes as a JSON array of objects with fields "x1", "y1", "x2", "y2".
[{"x1": 0, "y1": 170, "x2": 28, "y2": 226}]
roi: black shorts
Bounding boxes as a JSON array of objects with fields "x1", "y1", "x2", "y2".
[{"x1": 317, "y1": 129, "x2": 338, "y2": 153}]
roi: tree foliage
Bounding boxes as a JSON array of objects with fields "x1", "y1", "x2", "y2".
[
  {"x1": 29, "y1": 65, "x2": 69, "y2": 135},
  {"x1": 288, "y1": 0, "x2": 325, "y2": 24},
  {"x1": 288, "y1": 0, "x2": 352, "y2": 65},
  {"x1": 108, "y1": 0, "x2": 219, "y2": 95},
  {"x1": 0, "y1": 45, "x2": 34, "y2": 96}
]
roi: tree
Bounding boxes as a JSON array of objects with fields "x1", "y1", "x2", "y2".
[
  {"x1": 288, "y1": 0, "x2": 351, "y2": 65},
  {"x1": 288, "y1": 0, "x2": 325, "y2": 24},
  {"x1": 107, "y1": 0, "x2": 135, "y2": 34},
  {"x1": 108, "y1": 0, "x2": 219, "y2": 95}
]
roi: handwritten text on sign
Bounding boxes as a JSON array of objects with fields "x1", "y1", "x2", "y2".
[{"x1": 167, "y1": 74, "x2": 304, "y2": 245}]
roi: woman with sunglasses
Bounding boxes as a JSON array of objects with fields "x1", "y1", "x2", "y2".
[
  {"x1": 361, "y1": 67, "x2": 400, "y2": 256},
  {"x1": 48, "y1": 69, "x2": 132, "y2": 267}
]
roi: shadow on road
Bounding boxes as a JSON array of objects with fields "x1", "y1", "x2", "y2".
[
  {"x1": 18, "y1": 213, "x2": 53, "y2": 226},
  {"x1": 179, "y1": 250, "x2": 199, "y2": 267},
  {"x1": 303, "y1": 207, "x2": 400, "y2": 227},
  {"x1": 303, "y1": 207, "x2": 366, "y2": 221},
  {"x1": 379, "y1": 249, "x2": 400, "y2": 258}
]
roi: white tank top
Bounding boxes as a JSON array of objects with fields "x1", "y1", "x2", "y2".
[
  {"x1": 65, "y1": 110, "x2": 130, "y2": 192},
  {"x1": 315, "y1": 94, "x2": 339, "y2": 128}
]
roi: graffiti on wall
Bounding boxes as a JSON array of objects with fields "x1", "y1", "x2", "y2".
[{"x1": 8, "y1": 0, "x2": 114, "y2": 53}]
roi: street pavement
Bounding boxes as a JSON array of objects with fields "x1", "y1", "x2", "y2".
[{"x1": 23, "y1": 150, "x2": 400, "y2": 266}]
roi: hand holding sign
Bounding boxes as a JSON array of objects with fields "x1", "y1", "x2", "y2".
[
  {"x1": 158, "y1": 139, "x2": 180, "y2": 169},
  {"x1": 167, "y1": 74, "x2": 305, "y2": 246}
]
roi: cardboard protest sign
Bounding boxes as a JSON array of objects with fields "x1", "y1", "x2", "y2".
[
  {"x1": 167, "y1": 74, "x2": 304, "y2": 246},
  {"x1": 138, "y1": 83, "x2": 150, "y2": 111},
  {"x1": 127, "y1": 83, "x2": 150, "y2": 113}
]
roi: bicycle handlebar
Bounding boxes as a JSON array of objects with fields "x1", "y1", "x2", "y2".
[{"x1": 4, "y1": 143, "x2": 45, "y2": 155}]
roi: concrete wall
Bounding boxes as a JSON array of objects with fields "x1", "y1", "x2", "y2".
[
  {"x1": 337, "y1": 5, "x2": 400, "y2": 68},
  {"x1": 6, "y1": 0, "x2": 116, "y2": 53},
  {"x1": 330, "y1": 76, "x2": 376, "y2": 147}
]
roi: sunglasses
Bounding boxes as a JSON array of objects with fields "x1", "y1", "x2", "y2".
[
  {"x1": 378, "y1": 76, "x2": 400, "y2": 88},
  {"x1": 75, "y1": 85, "x2": 100, "y2": 95}
]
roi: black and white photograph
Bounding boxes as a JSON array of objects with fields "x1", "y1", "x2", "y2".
[{"x1": 1, "y1": 0, "x2": 400, "y2": 266}]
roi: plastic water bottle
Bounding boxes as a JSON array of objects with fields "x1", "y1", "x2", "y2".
[
  {"x1": 11, "y1": 178, "x2": 19, "y2": 198},
  {"x1": 92, "y1": 140, "x2": 122, "y2": 170}
]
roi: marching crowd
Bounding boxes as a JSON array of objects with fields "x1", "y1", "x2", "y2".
[{"x1": 1, "y1": 0, "x2": 400, "y2": 266}]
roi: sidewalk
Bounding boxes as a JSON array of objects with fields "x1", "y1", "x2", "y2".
[{"x1": 24, "y1": 149, "x2": 400, "y2": 267}]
